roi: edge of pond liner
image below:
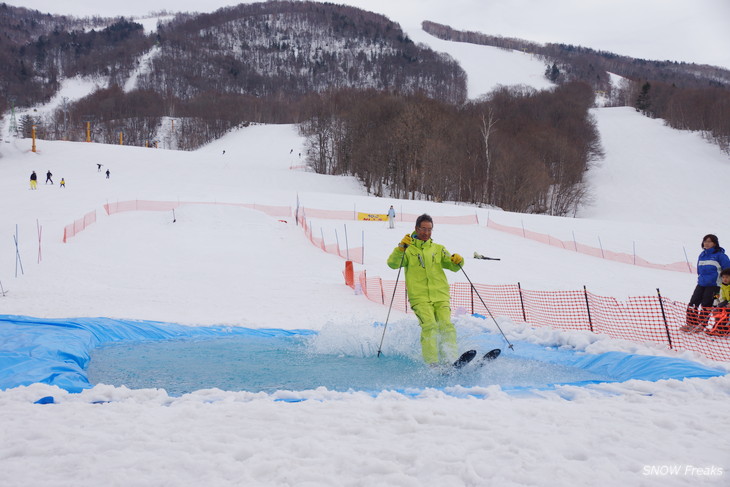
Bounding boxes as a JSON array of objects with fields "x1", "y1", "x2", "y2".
[{"x1": 0, "y1": 314, "x2": 725, "y2": 399}]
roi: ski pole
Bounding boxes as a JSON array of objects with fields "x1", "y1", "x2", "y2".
[
  {"x1": 458, "y1": 264, "x2": 514, "y2": 350},
  {"x1": 377, "y1": 250, "x2": 406, "y2": 357}
]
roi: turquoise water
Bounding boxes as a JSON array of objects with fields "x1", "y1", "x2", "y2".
[
  {"x1": 2, "y1": 314, "x2": 723, "y2": 396},
  {"x1": 87, "y1": 335, "x2": 614, "y2": 396}
]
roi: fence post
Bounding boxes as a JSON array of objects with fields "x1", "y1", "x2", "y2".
[
  {"x1": 683, "y1": 246, "x2": 692, "y2": 273},
  {"x1": 583, "y1": 285, "x2": 594, "y2": 332},
  {"x1": 335, "y1": 229, "x2": 341, "y2": 257},
  {"x1": 598, "y1": 235, "x2": 605, "y2": 258},
  {"x1": 656, "y1": 288, "x2": 674, "y2": 350},
  {"x1": 344, "y1": 224, "x2": 350, "y2": 261},
  {"x1": 633, "y1": 241, "x2": 636, "y2": 265},
  {"x1": 37, "y1": 219, "x2": 42, "y2": 263},
  {"x1": 470, "y1": 284, "x2": 474, "y2": 315},
  {"x1": 517, "y1": 282, "x2": 527, "y2": 322}
]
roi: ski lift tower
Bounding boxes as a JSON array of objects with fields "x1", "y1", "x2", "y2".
[{"x1": 82, "y1": 115, "x2": 94, "y2": 142}]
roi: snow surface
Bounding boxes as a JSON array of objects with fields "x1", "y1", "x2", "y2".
[{"x1": 1, "y1": 2, "x2": 730, "y2": 485}]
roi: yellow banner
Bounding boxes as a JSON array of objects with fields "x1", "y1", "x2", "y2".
[{"x1": 357, "y1": 212, "x2": 388, "y2": 221}]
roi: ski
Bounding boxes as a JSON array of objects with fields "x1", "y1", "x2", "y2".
[
  {"x1": 476, "y1": 348, "x2": 501, "y2": 365},
  {"x1": 452, "y1": 349, "x2": 477, "y2": 369}
]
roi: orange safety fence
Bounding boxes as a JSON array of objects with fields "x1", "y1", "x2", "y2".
[
  {"x1": 352, "y1": 269, "x2": 730, "y2": 363},
  {"x1": 298, "y1": 207, "x2": 478, "y2": 225},
  {"x1": 485, "y1": 215, "x2": 695, "y2": 274},
  {"x1": 297, "y1": 207, "x2": 364, "y2": 264},
  {"x1": 103, "y1": 200, "x2": 292, "y2": 219},
  {"x1": 63, "y1": 200, "x2": 694, "y2": 275},
  {"x1": 62, "y1": 210, "x2": 97, "y2": 243}
]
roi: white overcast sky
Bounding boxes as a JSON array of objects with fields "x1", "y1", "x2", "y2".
[{"x1": 7, "y1": 0, "x2": 730, "y2": 70}]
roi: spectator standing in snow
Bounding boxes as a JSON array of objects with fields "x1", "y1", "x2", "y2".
[
  {"x1": 387, "y1": 214, "x2": 464, "y2": 366},
  {"x1": 45, "y1": 170, "x2": 53, "y2": 184},
  {"x1": 60, "y1": 178, "x2": 66, "y2": 188},
  {"x1": 387, "y1": 205, "x2": 396, "y2": 229},
  {"x1": 682, "y1": 234, "x2": 730, "y2": 332},
  {"x1": 105, "y1": 169, "x2": 110, "y2": 179},
  {"x1": 30, "y1": 171, "x2": 37, "y2": 190}
]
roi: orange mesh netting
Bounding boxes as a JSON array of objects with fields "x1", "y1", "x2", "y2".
[
  {"x1": 62, "y1": 210, "x2": 97, "y2": 243},
  {"x1": 354, "y1": 267, "x2": 730, "y2": 362},
  {"x1": 485, "y1": 215, "x2": 695, "y2": 274}
]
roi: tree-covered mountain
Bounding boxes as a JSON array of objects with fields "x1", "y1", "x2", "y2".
[{"x1": 1, "y1": 1, "x2": 727, "y2": 215}]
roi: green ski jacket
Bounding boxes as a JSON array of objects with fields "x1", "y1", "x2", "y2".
[{"x1": 387, "y1": 237, "x2": 461, "y2": 306}]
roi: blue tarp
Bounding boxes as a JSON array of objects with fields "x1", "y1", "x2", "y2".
[
  {"x1": 0, "y1": 314, "x2": 724, "y2": 394},
  {"x1": 0, "y1": 315, "x2": 314, "y2": 393},
  {"x1": 481, "y1": 339, "x2": 725, "y2": 384}
]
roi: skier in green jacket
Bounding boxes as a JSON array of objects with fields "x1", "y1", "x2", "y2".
[{"x1": 387, "y1": 213, "x2": 464, "y2": 365}]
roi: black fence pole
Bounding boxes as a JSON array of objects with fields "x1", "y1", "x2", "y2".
[
  {"x1": 656, "y1": 288, "x2": 673, "y2": 350},
  {"x1": 517, "y1": 282, "x2": 527, "y2": 322},
  {"x1": 470, "y1": 284, "x2": 475, "y2": 315},
  {"x1": 583, "y1": 285, "x2": 594, "y2": 333}
]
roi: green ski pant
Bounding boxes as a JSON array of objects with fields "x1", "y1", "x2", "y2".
[{"x1": 412, "y1": 301, "x2": 458, "y2": 364}]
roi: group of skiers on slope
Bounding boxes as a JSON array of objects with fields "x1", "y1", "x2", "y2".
[
  {"x1": 386, "y1": 215, "x2": 729, "y2": 367},
  {"x1": 29, "y1": 170, "x2": 62, "y2": 189},
  {"x1": 29, "y1": 164, "x2": 109, "y2": 190}
]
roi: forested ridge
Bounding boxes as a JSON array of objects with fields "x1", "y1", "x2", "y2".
[
  {"x1": 1, "y1": 2, "x2": 727, "y2": 214},
  {"x1": 423, "y1": 21, "x2": 730, "y2": 155}
]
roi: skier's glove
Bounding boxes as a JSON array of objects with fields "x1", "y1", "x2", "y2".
[
  {"x1": 451, "y1": 253, "x2": 464, "y2": 265},
  {"x1": 398, "y1": 234, "x2": 412, "y2": 251}
]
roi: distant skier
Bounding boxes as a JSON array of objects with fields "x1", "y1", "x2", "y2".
[
  {"x1": 30, "y1": 171, "x2": 37, "y2": 190},
  {"x1": 105, "y1": 169, "x2": 110, "y2": 179},
  {"x1": 60, "y1": 178, "x2": 66, "y2": 188},
  {"x1": 45, "y1": 170, "x2": 53, "y2": 184},
  {"x1": 387, "y1": 205, "x2": 396, "y2": 229},
  {"x1": 97, "y1": 163, "x2": 102, "y2": 172},
  {"x1": 222, "y1": 150, "x2": 226, "y2": 155}
]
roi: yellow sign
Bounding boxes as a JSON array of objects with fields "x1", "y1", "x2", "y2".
[{"x1": 357, "y1": 212, "x2": 388, "y2": 221}]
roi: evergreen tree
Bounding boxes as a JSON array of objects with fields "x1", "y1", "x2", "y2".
[
  {"x1": 545, "y1": 63, "x2": 560, "y2": 83},
  {"x1": 635, "y1": 81, "x2": 652, "y2": 115}
]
